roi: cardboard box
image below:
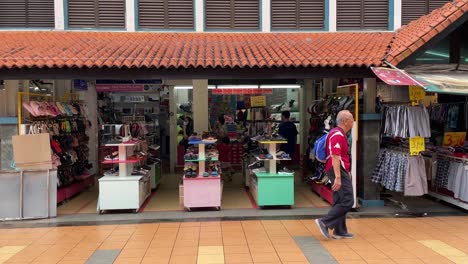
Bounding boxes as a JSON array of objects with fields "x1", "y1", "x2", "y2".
[{"x1": 12, "y1": 133, "x2": 52, "y2": 170}]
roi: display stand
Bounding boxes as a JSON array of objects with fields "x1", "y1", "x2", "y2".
[
  {"x1": 183, "y1": 140, "x2": 222, "y2": 211},
  {"x1": 250, "y1": 140, "x2": 294, "y2": 207},
  {"x1": 98, "y1": 140, "x2": 151, "y2": 213}
]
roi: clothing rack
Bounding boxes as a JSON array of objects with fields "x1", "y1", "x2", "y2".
[{"x1": 437, "y1": 153, "x2": 468, "y2": 161}]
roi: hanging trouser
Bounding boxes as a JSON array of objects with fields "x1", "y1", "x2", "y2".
[{"x1": 320, "y1": 166, "x2": 354, "y2": 235}]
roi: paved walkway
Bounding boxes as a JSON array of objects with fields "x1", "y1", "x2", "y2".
[{"x1": 1, "y1": 216, "x2": 468, "y2": 264}]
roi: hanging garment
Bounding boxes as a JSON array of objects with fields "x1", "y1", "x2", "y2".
[
  {"x1": 404, "y1": 156, "x2": 428, "y2": 196},
  {"x1": 382, "y1": 105, "x2": 431, "y2": 138}
]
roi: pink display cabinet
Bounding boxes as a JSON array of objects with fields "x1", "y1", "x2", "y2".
[{"x1": 183, "y1": 176, "x2": 221, "y2": 211}]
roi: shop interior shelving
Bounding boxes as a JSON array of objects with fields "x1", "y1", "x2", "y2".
[
  {"x1": 98, "y1": 140, "x2": 151, "y2": 214},
  {"x1": 183, "y1": 139, "x2": 222, "y2": 211},
  {"x1": 250, "y1": 140, "x2": 294, "y2": 208}
]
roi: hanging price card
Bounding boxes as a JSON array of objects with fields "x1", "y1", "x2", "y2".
[
  {"x1": 250, "y1": 96, "x2": 266, "y2": 107},
  {"x1": 443, "y1": 132, "x2": 466, "y2": 147},
  {"x1": 409, "y1": 136, "x2": 425, "y2": 156},
  {"x1": 409, "y1": 85, "x2": 426, "y2": 102}
]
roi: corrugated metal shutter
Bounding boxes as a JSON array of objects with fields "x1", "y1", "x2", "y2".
[
  {"x1": 68, "y1": 0, "x2": 98, "y2": 28},
  {"x1": 337, "y1": 0, "x2": 362, "y2": 30},
  {"x1": 402, "y1": 0, "x2": 448, "y2": 25},
  {"x1": 298, "y1": 0, "x2": 325, "y2": 30},
  {"x1": 139, "y1": 0, "x2": 165, "y2": 29},
  {"x1": 167, "y1": 0, "x2": 194, "y2": 29},
  {"x1": 205, "y1": 0, "x2": 259, "y2": 30},
  {"x1": 205, "y1": 0, "x2": 231, "y2": 29},
  {"x1": 0, "y1": 0, "x2": 54, "y2": 28},
  {"x1": 402, "y1": 0, "x2": 427, "y2": 25},
  {"x1": 27, "y1": 0, "x2": 55, "y2": 27},
  {"x1": 68, "y1": 0, "x2": 125, "y2": 29},
  {"x1": 429, "y1": 0, "x2": 448, "y2": 12},
  {"x1": 233, "y1": 0, "x2": 259, "y2": 29},
  {"x1": 363, "y1": 0, "x2": 388, "y2": 30},
  {"x1": 271, "y1": 0, "x2": 324, "y2": 30},
  {"x1": 271, "y1": 0, "x2": 297, "y2": 30}
]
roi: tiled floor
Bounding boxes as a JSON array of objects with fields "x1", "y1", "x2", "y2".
[
  {"x1": 1, "y1": 216, "x2": 468, "y2": 263},
  {"x1": 57, "y1": 173, "x2": 328, "y2": 214}
]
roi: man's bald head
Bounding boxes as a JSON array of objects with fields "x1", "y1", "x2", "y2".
[{"x1": 336, "y1": 110, "x2": 354, "y2": 132}]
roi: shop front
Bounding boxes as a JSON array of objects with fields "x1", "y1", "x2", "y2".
[{"x1": 1, "y1": 0, "x2": 468, "y2": 220}]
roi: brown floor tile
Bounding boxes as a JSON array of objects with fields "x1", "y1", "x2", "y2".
[
  {"x1": 329, "y1": 250, "x2": 364, "y2": 261},
  {"x1": 141, "y1": 256, "x2": 171, "y2": 264},
  {"x1": 277, "y1": 253, "x2": 308, "y2": 262},
  {"x1": 392, "y1": 259, "x2": 425, "y2": 264},
  {"x1": 250, "y1": 253, "x2": 281, "y2": 263},
  {"x1": 224, "y1": 245, "x2": 250, "y2": 255},
  {"x1": 118, "y1": 249, "x2": 147, "y2": 258},
  {"x1": 169, "y1": 255, "x2": 197, "y2": 264},
  {"x1": 171, "y1": 246, "x2": 198, "y2": 256},
  {"x1": 145, "y1": 247, "x2": 173, "y2": 257},
  {"x1": 113, "y1": 257, "x2": 143, "y2": 264},
  {"x1": 225, "y1": 253, "x2": 252, "y2": 263},
  {"x1": 337, "y1": 261, "x2": 368, "y2": 264}
]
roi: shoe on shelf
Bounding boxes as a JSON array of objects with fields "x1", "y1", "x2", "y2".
[
  {"x1": 332, "y1": 233, "x2": 354, "y2": 239},
  {"x1": 315, "y1": 219, "x2": 330, "y2": 239},
  {"x1": 203, "y1": 172, "x2": 209, "y2": 177},
  {"x1": 278, "y1": 167, "x2": 293, "y2": 174},
  {"x1": 265, "y1": 154, "x2": 273, "y2": 159}
]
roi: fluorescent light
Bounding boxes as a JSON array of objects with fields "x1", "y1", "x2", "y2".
[
  {"x1": 260, "y1": 84, "x2": 301, "y2": 89},
  {"x1": 174, "y1": 86, "x2": 193, "y2": 89}
]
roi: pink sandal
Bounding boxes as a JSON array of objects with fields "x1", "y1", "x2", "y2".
[{"x1": 22, "y1": 101, "x2": 38, "y2": 117}]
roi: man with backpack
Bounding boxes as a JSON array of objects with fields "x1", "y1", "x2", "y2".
[{"x1": 315, "y1": 110, "x2": 355, "y2": 239}]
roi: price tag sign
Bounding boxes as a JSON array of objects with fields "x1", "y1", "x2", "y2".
[
  {"x1": 443, "y1": 132, "x2": 467, "y2": 147},
  {"x1": 409, "y1": 85, "x2": 426, "y2": 103},
  {"x1": 250, "y1": 96, "x2": 266, "y2": 107},
  {"x1": 410, "y1": 136, "x2": 425, "y2": 156}
]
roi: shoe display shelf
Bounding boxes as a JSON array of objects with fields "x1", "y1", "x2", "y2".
[
  {"x1": 183, "y1": 139, "x2": 222, "y2": 211},
  {"x1": 98, "y1": 140, "x2": 151, "y2": 214},
  {"x1": 250, "y1": 140, "x2": 294, "y2": 208}
]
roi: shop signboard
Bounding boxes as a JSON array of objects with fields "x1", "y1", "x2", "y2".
[
  {"x1": 250, "y1": 96, "x2": 266, "y2": 107},
  {"x1": 211, "y1": 88, "x2": 272, "y2": 95},
  {"x1": 409, "y1": 85, "x2": 426, "y2": 102},
  {"x1": 96, "y1": 84, "x2": 145, "y2": 92},
  {"x1": 443, "y1": 132, "x2": 466, "y2": 147},
  {"x1": 409, "y1": 136, "x2": 425, "y2": 156},
  {"x1": 371, "y1": 67, "x2": 425, "y2": 86}
]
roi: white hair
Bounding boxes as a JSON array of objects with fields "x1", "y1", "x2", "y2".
[{"x1": 336, "y1": 110, "x2": 352, "y2": 125}]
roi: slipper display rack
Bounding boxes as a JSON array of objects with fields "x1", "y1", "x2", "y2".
[
  {"x1": 183, "y1": 139, "x2": 222, "y2": 211},
  {"x1": 249, "y1": 140, "x2": 294, "y2": 208},
  {"x1": 98, "y1": 140, "x2": 151, "y2": 213}
]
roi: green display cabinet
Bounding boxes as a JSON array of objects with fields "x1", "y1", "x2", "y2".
[
  {"x1": 248, "y1": 139, "x2": 295, "y2": 208},
  {"x1": 251, "y1": 172, "x2": 294, "y2": 206}
]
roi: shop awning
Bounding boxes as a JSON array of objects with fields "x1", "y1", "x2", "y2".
[{"x1": 413, "y1": 72, "x2": 468, "y2": 95}]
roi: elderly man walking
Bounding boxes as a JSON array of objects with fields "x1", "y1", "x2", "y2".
[{"x1": 316, "y1": 110, "x2": 355, "y2": 239}]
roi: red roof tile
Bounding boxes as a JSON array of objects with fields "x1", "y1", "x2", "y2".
[
  {"x1": 0, "y1": 32, "x2": 393, "y2": 70},
  {"x1": 386, "y1": 0, "x2": 468, "y2": 65}
]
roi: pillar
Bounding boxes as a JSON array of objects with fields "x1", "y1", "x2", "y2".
[
  {"x1": 126, "y1": 0, "x2": 136, "y2": 32},
  {"x1": 261, "y1": 0, "x2": 271, "y2": 32},
  {"x1": 195, "y1": 0, "x2": 204, "y2": 32},
  {"x1": 357, "y1": 78, "x2": 383, "y2": 206},
  {"x1": 54, "y1": 0, "x2": 65, "y2": 30},
  {"x1": 391, "y1": 0, "x2": 402, "y2": 31},
  {"x1": 328, "y1": 0, "x2": 337, "y2": 32},
  {"x1": 5, "y1": 80, "x2": 20, "y2": 117},
  {"x1": 301, "y1": 79, "x2": 316, "y2": 154},
  {"x1": 192, "y1": 79, "x2": 209, "y2": 133}
]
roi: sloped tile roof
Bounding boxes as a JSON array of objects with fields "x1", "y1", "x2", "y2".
[
  {"x1": 0, "y1": 32, "x2": 393, "y2": 70},
  {"x1": 386, "y1": 0, "x2": 468, "y2": 65}
]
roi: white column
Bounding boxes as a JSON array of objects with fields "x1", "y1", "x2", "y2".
[
  {"x1": 195, "y1": 0, "x2": 204, "y2": 32},
  {"x1": 126, "y1": 0, "x2": 136, "y2": 31},
  {"x1": 328, "y1": 0, "x2": 337, "y2": 32},
  {"x1": 393, "y1": 0, "x2": 402, "y2": 31},
  {"x1": 54, "y1": 0, "x2": 65, "y2": 30},
  {"x1": 261, "y1": 0, "x2": 271, "y2": 32},
  {"x1": 192, "y1": 79, "x2": 209, "y2": 133}
]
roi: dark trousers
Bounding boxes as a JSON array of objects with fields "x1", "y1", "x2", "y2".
[{"x1": 320, "y1": 166, "x2": 354, "y2": 235}]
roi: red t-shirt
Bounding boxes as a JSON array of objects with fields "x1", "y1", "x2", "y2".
[
  {"x1": 217, "y1": 143, "x2": 231, "y2": 162},
  {"x1": 325, "y1": 127, "x2": 350, "y2": 173}
]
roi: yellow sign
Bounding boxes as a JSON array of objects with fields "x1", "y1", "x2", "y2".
[
  {"x1": 410, "y1": 136, "x2": 425, "y2": 156},
  {"x1": 250, "y1": 96, "x2": 266, "y2": 107},
  {"x1": 443, "y1": 132, "x2": 467, "y2": 147},
  {"x1": 409, "y1": 85, "x2": 426, "y2": 103}
]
